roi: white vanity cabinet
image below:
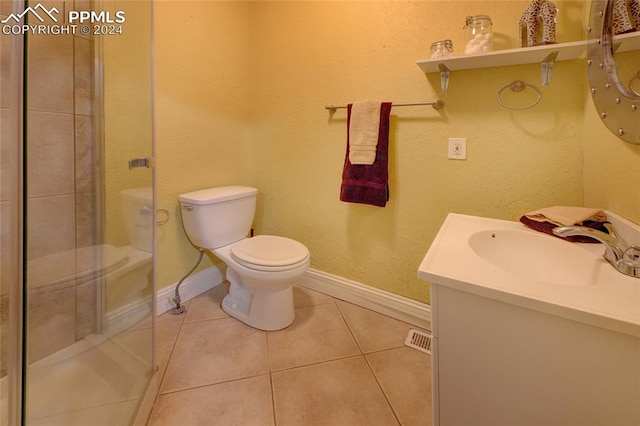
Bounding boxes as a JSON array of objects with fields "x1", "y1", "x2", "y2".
[
  {"x1": 430, "y1": 284, "x2": 639, "y2": 426},
  {"x1": 419, "y1": 213, "x2": 640, "y2": 426}
]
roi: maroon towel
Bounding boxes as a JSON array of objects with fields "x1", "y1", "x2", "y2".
[
  {"x1": 340, "y1": 102, "x2": 392, "y2": 207},
  {"x1": 519, "y1": 215, "x2": 609, "y2": 243}
]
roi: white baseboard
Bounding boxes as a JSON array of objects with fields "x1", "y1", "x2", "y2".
[
  {"x1": 106, "y1": 296, "x2": 153, "y2": 334},
  {"x1": 156, "y1": 264, "x2": 226, "y2": 315},
  {"x1": 153, "y1": 264, "x2": 430, "y2": 330},
  {"x1": 298, "y1": 268, "x2": 431, "y2": 330}
]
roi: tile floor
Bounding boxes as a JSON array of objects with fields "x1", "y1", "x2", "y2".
[{"x1": 148, "y1": 284, "x2": 433, "y2": 426}]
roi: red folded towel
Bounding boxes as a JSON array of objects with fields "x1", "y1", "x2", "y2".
[
  {"x1": 519, "y1": 216, "x2": 609, "y2": 243},
  {"x1": 339, "y1": 102, "x2": 392, "y2": 207}
]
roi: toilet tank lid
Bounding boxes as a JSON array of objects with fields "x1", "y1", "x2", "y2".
[
  {"x1": 179, "y1": 186, "x2": 257, "y2": 205},
  {"x1": 120, "y1": 187, "x2": 152, "y2": 202}
]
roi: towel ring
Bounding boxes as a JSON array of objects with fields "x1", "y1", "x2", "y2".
[
  {"x1": 496, "y1": 80, "x2": 542, "y2": 110},
  {"x1": 157, "y1": 208, "x2": 170, "y2": 225},
  {"x1": 630, "y1": 71, "x2": 640, "y2": 97}
]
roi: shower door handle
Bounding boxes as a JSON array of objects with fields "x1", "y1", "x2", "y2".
[{"x1": 128, "y1": 157, "x2": 154, "y2": 169}]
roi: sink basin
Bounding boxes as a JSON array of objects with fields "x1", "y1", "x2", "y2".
[
  {"x1": 418, "y1": 212, "x2": 640, "y2": 337},
  {"x1": 468, "y1": 229, "x2": 600, "y2": 286}
]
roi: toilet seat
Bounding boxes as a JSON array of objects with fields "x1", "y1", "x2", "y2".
[{"x1": 231, "y1": 235, "x2": 309, "y2": 272}]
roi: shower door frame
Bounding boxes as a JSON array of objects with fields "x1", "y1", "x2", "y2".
[
  {"x1": 3, "y1": 0, "x2": 25, "y2": 424},
  {"x1": 1, "y1": 0, "x2": 158, "y2": 423}
]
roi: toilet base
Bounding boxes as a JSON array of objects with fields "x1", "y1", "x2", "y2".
[{"x1": 222, "y1": 281, "x2": 295, "y2": 331}]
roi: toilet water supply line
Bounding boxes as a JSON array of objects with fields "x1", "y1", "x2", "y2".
[{"x1": 171, "y1": 248, "x2": 206, "y2": 315}]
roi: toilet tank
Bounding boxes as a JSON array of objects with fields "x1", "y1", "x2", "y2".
[
  {"x1": 178, "y1": 186, "x2": 257, "y2": 250},
  {"x1": 119, "y1": 187, "x2": 153, "y2": 253}
]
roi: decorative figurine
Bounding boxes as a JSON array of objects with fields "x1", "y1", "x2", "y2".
[
  {"x1": 613, "y1": 0, "x2": 638, "y2": 34},
  {"x1": 631, "y1": 0, "x2": 640, "y2": 30},
  {"x1": 519, "y1": 0, "x2": 558, "y2": 47}
]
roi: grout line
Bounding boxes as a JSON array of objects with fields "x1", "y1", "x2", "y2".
[
  {"x1": 269, "y1": 353, "x2": 365, "y2": 375},
  {"x1": 334, "y1": 300, "x2": 364, "y2": 355},
  {"x1": 155, "y1": 306, "x2": 189, "y2": 395},
  {"x1": 269, "y1": 373, "x2": 278, "y2": 426},
  {"x1": 156, "y1": 373, "x2": 272, "y2": 397},
  {"x1": 362, "y1": 352, "x2": 403, "y2": 425},
  {"x1": 181, "y1": 314, "x2": 231, "y2": 325},
  {"x1": 153, "y1": 287, "x2": 419, "y2": 422}
]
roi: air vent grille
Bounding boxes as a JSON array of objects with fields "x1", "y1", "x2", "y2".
[{"x1": 404, "y1": 329, "x2": 432, "y2": 354}]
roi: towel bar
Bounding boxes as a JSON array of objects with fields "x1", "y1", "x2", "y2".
[{"x1": 325, "y1": 100, "x2": 444, "y2": 111}]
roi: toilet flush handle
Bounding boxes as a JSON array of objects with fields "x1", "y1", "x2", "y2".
[{"x1": 128, "y1": 157, "x2": 154, "y2": 169}]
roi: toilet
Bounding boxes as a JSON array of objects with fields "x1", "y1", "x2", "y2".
[
  {"x1": 178, "y1": 186, "x2": 310, "y2": 330},
  {"x1": 27, "y1": 187, "x2": 155, "y2": 360}
]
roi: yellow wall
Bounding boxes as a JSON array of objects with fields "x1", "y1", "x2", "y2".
[
  {"x1": 154, "y1": 1, "x2": 253, "y2": 288},
  {"x1": 103, "y1": 0, "x2": 154, "y2": 247},
  {"x1": 153, "y1": 1, "x2": 637, "y2": 305},
  {"x1": 249, "y1": 0, "x2": 585, "y2": 302}
]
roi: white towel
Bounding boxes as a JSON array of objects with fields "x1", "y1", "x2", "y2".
[
  {"x1": 525, "y1": 206, "x2": 607, "y2": 227},
  {"x1": 349, "y1": 100, "x2": 382, "y2": 165}
]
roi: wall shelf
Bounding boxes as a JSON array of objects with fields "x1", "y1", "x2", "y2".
[{"x1": 416, "y1": 32, "x2": 640, "y2": 74}]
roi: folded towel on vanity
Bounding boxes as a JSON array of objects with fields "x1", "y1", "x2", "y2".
[
  {"x1": 523, "y1": 206, "x2": 607, "y2": 227},
  {"x1": 340, "y1": 102, "x2": 392, "y2": 207},
  {"x1": 520, "y1": 206, "x2": 609, "y2": 243},
  {"x1": 348, "y1": 101, "x2": 383, "y2": 165}
]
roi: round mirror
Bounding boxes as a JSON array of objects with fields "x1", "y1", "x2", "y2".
[{"x1": 588, "y1": 0, "x2": 640, "y2": 144}]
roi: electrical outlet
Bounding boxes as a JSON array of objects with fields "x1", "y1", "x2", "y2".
[{"x1": 448, "y1": 138, "x2": 467, "y2": 160}]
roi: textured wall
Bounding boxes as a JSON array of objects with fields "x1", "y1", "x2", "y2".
[
  {"x1": 154, "y1": 1, "x2": 604, "y2": 305},
  {"x1": 103, "y1": 0, "x2": 154, "y2": 248},
  {"x1": 154, "y1": 1, "x2": 253, "y2": 289},
  {"x1": 248, "y1": 1, "x2": 586, "y2": 302}
]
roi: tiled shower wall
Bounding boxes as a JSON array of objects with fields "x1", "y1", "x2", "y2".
[
  {"x1": 0, "y1": 0, "x2": 20, "y2": 378},
  {"x1": 0, "y1": 0, "x2": 101, "y2": 365}
]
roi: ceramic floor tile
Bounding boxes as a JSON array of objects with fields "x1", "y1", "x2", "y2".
[
  {"x1": 183, "y1": 283, "x2": 230, "y2": 322},
  {"x1": 29, "y1": 400, "x2": 138, "y2": 426},
  {"x1": 110, "y1": 326, "x2": 154, "y2": 370},
  {"x1": 271, "y1": 356, "x2": 398, "y2": 426},
  {"x1": 336, "y1": 300, "x2": 422, "y2": 353},
  {"x1": 155, "y1": 324, "x2": 181, "y2": 378},
  {"x1": 27, "y1": 339, "x2": 148, "y2": 419},
  {"x1": 292, "y1": 285, "x2": 334, "y2": 308},
  {"x1": 366, "y1": 347, "x2": 432, "y2": 426},
  {"x1": 156, "y1": 302, "x2": 190, "y2": 327},
  {"x1": 160, "y1": 318, "x2": 269, "y2": 393},
  {"x1": 149, "y1": 375, "x2": 274, "y2": 426},
  {"x1": 267, "y1": 303, "x2": 360, "y2": 371}
]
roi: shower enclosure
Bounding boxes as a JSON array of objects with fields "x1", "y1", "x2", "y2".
[{"x1": 1, "y1": 0, "x2": 156, "y2": 424}]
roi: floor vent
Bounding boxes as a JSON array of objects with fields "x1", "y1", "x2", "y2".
[{"x1": 404, "y1": 329, "x2": 432, "y2": 354}]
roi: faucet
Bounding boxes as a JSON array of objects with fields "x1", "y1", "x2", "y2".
[{"x1": 552, "y1": 223, "x2": 640, "y2": 278}]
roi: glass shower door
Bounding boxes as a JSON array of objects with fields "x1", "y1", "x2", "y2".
[
  {"x1": 1, "y1": 1, "x2": 25, "y2": 424},
  {"x1": 17, "y1": 0, "x2": 156, "y2": 424}
]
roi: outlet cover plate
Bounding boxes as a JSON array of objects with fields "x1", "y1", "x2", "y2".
[{"x1": 448, "y1": 137, "x2": 467, "y2": 160}]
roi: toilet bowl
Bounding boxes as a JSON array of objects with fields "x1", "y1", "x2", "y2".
[
  {"x1": 214, "y1": 235, "x2": 309, "y2": 330},
  {"x1": 23, "y1": 188, "x2": 155, "y2": 363},
  {"x1": 178, "y1": 186, "x2": 310, "y2": 330},
  {"x1": 26, "y1": 243, "x2": 152, "y2": 362}
]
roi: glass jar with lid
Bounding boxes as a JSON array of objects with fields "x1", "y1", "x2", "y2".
[
  {"x1": 430, "y1": 40, "x2": 453, "y2": 59},
  {"x1": 463, "y1": 15, "x2": 493, "y2": 55}
]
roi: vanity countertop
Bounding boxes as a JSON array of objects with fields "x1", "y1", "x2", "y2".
[{"x1": 418, "y1": 212, "x2": 640, "y2": 337}]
